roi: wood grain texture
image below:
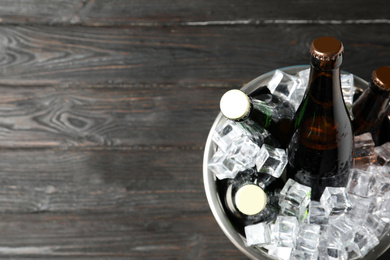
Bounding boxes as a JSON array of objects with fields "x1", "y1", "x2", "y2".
[
  {"x1": 0, "y1": 25, "x2": 389, "y2": 87},
  {"x1": 0, "y1": 148, "x2": 245, "y2": 259},
  {"x1": 0, "y1": 0, "x2": 388, "y2": 26},
  {"x1": 0, "y1": 85, "x2": 223, "y2": 148},
  {"x1": 0, "y1": 1, "x2": 389, "y2": 259},
  {"x1": 78, "y1": 0, "x2": 390, "y2": 26},
  {"x1": 0, "y1": 212, "x2": 245, "y2": 259},
  {"x1": 0, "y1": 148, "x2": 204, "y2": 213}
]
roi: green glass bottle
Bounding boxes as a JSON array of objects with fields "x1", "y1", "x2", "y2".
[
  {"x1": 216, "y1": 168, "x2": 283, "y2": 236},
  {"x1": 219, "y1": 89, "x2": 294, "y2": 148},
  {"x1": 287, "y1": 36, "x2": 354, "y2": 201}
]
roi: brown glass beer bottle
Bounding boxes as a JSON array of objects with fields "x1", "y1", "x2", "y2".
[
  {"x1": 352, "y1": 66, "x2": 390, "y2": 143},
  {"x1": 287, "y1": 36, "x2": 354, "y2": 201}
]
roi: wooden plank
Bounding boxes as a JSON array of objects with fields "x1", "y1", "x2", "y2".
[
  {"x1": 0, "y1": 148, "x2": 245, "y2": 258},
  {"x1": 0, "y1": 0, "x2": 388, "y2": 26},
  {"x1": 0, "y1": 85, "x2": 223, "y2": 147},
  {"x1": 0, "y1": 25, "x2": 388, "y2": 147},
  {"x1": 0, "y1": 212, "x2": 245, "y2": 259},
  {"x1": 0, "y1": 0, "x2": 80, "y2": 24},
  {"x1": 0, "y1": 148, "x2": 206, "y2": 213},
  {"x1": 0, "y1": 25, "x2": 389, "y2": 87},
  {"x1": 78, "y1": 0, "x2": 390, "y2": 26}
]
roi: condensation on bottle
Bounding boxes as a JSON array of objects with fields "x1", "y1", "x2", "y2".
[{"x1": 286, "y1": 36, "x2": 354, "y2": 201}]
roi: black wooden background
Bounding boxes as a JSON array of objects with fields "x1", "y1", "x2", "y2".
[{"x1": 0, "y1": 0, "x2": 388, "y2": 259}]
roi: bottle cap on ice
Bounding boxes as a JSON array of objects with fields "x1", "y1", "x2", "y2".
[
  {"x1": 372, "y1": 66, "x2": 390, "y2": 91},
  {"x1": 235, "y1": 184, "x2": 267, "y2": 215},
  {"x1": 220, "y1": 89, "x2": 251, "y2": 120}
]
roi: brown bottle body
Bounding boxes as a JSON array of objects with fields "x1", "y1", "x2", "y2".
[
  {"x1": 352, "y1": 67, "x2": 390, "y2": 142},
  {"x1": 287, "y1": 37, "x2": 353, "y2": 201}
]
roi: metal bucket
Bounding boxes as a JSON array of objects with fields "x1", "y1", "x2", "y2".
[{"x1": 203, "y1": 65, "x2": 390, "y2": 260}]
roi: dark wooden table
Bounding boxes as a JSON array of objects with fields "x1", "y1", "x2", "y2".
[{"x1": 0, "y1": 1, "x2": 389, "y2": 259}]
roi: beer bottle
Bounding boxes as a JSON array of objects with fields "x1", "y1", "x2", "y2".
[
  {"x1": 217, "y1": 168, "x2": 282, "y2": 235},
  {"x1": 287, "y1": 36, "x2": 354, "y2": 201},
  {"x1": 219, "y1": 89, "x2": 294, "y2": 148},
  {"x1": 352, "y1": 66, "x2": 390, "y2": 144}
]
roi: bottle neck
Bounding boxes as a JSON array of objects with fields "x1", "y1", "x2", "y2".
[
  {"x1": 362, "y1": 81, "x2": 390, "y2": 111},
  {"x1": 310, "y1": 55, "x2": 342, "y2": 70},
  {"x1": 307, "y1": 64, "x2": 343, "y2": 105},
  {"x1": 368, "y1": 80, "x2": 390, "y2": 98},
  {"x1": 292, "y1": 62, "x2": 347, "y2": 132},
  {"x1": 352, "y1": 80, "x2": 390, "y2": 116},
  {"x1": 352, "y1": 80, "x2": 390, "y2": 135}
]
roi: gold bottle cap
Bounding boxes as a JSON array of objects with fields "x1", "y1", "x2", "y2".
[
  {"x1": 220, "y1": 89, "x2": 251, "y2": 120},
  {"x1": 310, "y1": 36, "x2": 344, "y2": 61},
  {"x1": 235, "y1": 184, "x2": 267, "y2": 215},
  {"x1": 372, "y1": 66, "x2": 390, "y2": 91}
]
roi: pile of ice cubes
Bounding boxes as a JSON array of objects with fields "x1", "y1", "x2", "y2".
[
  {"x1": 208, "y1": 68, "x2": 390, "y2": 260},
  {"x1": 208, "y1": 120, "x2": 288, "y2": 180},
  {"x1": 245, "y1": 135, "x2": 390, "y2": 260},
  {"x1": 267, "y1": 68, "x2": 355, "y2": 117}
]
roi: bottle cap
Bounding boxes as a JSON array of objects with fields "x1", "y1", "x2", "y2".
[
  {"x1": 372, "y1": 66, "x2": 390, "y2": 91},
  {"x1": 310, "y1": 36, "x2": 344, "y2": 61},
  {"x1": 235, "y1": 184, "x2": 267, "y2": 215},
  {"x1": 220, "y1": 89, "x2": 251, "y2": 120}
]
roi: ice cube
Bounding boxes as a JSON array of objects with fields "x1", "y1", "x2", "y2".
[
  {"x1": 291, "y1": 249, "x2": 318, "y2": 260},
  {"x1": 326, "y1": 215, "x2": 355, "y2": 246},
  {"x1": 255, "y1": 145, "x2": 269, "y2": 172},
  {"x1": 244, "y1": 222, "x2": 271, "y2": 247},
  {"x1": 267, "y1": 70, "x2": 299, "y2": 100},
  {"x1": 346, "y1": 168, "x2": 378, "y2": 197},
  {"x1": 382, "y1": 165, "x2": 390, "y2": 175},
  {"x1": 318, "y1": 236, "x2": 348, "y2": 260},
  {"x1": 269, "y1": 223, "x2": 276, "y2": 246},
  {"x1": 208, "y1": 150, "x2": 246, "y2": 179},
  {"x1": 349, "y1": 225, "x2": 379, "y2": 257},
  {"x1": 296, "y1": 223, "x2": 321, "y2": 254},
  {"x1": 212, "y1": 121, "x2": 244, "y2": 152},
  {"x1": 296, "y1": 68, "x2": 310, "y2": 88},
  {"x1": 341, "y1": 73, "x2": 354, "y2": 118},
  {"x1": 267, "y1": 70, "x2": 304, "y2": 110},
  {"x1": 375, "y1": 142, "x2": 390, "y2": 166},
  {"x1": 373, "y1": 196, "x2": 390, "y2": 223},
  {"x1": 273, "y1": 216, "x2": 299, "y2": 247},
  {"x1": 364, "y1": 213, "x2": 388, "y2": 238},
  {"x1": 308, "y1": 201, "x2": 328, "y2": 226},
  {"x1": 320, "y1": 187, "x2": 352, "y2": 217},
  {"x1": 228, "y1": 136, "x2": 260, "y2": 168},
  {"x1": 268, "y1": 246, "x2": 293, "y2": 260},
  {"x1": 353, "y1": 133, "x2": 376, "y2": 168},
  {"x1": 255, "y1": 144, "x2": 287, "y2": 178},
  {"x1": 253, "y1": 171, "x2": 277, "y2": 190},
  {"x1": 235, "y1": 120, "x2": 272, "y2": 147},
  {"x1": 370, "y1": 165, "x2": 390, "y2": 196},
  {"x1": 279, "y1": 179, "x2": 311, "y2": 222},
  {"x1": 346, "y1": 194, "x2": 374, "y2": 226}
]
